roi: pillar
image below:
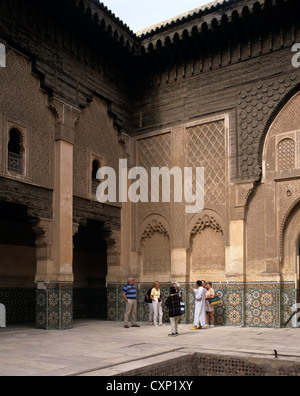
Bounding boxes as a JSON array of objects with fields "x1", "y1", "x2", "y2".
[
  {"x1": 226, "y1": 183, "x2": 254, "y2": 282},
  {"x1": 227, "y1": 220, "x2": 245, "y2": 281},
  {"x1": 171, "y1": 248, "x2": 188, "y2": 283},
  {"x1": 35, "y1": 98, "x2": 80, "y2": 329}
]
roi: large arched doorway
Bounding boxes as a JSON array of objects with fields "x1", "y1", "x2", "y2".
[
  {"x1": 0, "y1": 201, "x2": 36, "y2": 324},
  {"x1": 73, "y1": 220, "x2": 108, "y2": 320}
]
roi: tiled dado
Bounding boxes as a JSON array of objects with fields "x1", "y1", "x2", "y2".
[
  {"x1": 36, "y1": 283, "x2": 73, "y2": 330},
  {"x1": 0, "y1": 288, "x2": 35, "y2": 324},
  {"x1": 107, "y1": 282, "x2": 297, "y2": 328}
]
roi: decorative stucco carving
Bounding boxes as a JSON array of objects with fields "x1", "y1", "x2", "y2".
[
  {"x1": 140, "y1": 219, "x2": 170, "y2": 250},
  {"x1": 190, "y1": 215, "x2": 223, "y2": 243},
  {"x1": 49, "y1": 97, "x2": 81, "y2": 144},
  {"x1": 237, "y1": 76, "x2": 299, "y2": 180}
]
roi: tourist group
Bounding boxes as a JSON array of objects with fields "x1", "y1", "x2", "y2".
[{"x1": 122, "y1": 278, "x2": 220, "y2": 337}]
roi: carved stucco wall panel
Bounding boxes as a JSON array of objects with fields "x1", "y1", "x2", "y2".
[
  {"x1": 73, "y1": 97, "x2": 123, "y2": 199},
  {"x1": 139, "y1": 217, "x2": 171, "y2": 279},
  {"x1": 0, "y1": 49, "x2": 53, "y2": 187},
  {"x1": 189, "y1": 212, "x2": 225, "y2": 282},
  {"x1": 246, "y1": 184, "x2": 267, "y2": 279},
  {"x1": 136, "y1": 117, "x2": 228, "y2": 281},
  {"x1": 186, "y1": 120, "x2": 226, "y2": 220},
  {"x1": 137, "y1": 132, "x2": 172, "y2": 225},
  {"x1": 282, "y1": 202, "x2": 300, "y2": 280},
  {"x1": 237, "y1": 75, "x2": 299, "y2": 180},
  {"x1": 246, "y1": 91, "x2": 300, "y2": 282}
]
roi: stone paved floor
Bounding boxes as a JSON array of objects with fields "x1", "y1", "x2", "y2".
[{"x1": 0, "y1": 320, "x2": 299, "y2": 376}]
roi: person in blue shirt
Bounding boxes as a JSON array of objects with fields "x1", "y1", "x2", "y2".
[{"x1": 122, "y1": 277, "x2": 140, "y2": 329}]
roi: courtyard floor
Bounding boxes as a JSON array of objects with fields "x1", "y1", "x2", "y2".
[{"x1": 0, "y1": 320, "x2": 299, "y2": 376}]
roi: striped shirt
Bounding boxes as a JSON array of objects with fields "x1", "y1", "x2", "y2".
[{"x1": 122, "y1": 283, "x2": 137, "y2": 299}]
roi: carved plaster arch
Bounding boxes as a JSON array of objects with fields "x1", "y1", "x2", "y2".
[
  {"x1": 188, "y1": 210, "x2": 224, "y2": 249},
  {"x1": 138, "y1": 214, "x2": 171, "y2": 279},
  {"x1": 139, "y1": 214, "x2": 170, "y2": 252},
  {"x1": 188, "y1": 210, "x2": 225, "y2": 281}
]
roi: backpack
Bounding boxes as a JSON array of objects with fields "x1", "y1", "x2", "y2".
[{"x1": 145, "y1": 288, "x2": 152, "y2": 303}]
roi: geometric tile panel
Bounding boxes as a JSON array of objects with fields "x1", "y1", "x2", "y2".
[
  {"x1": 36, "y1": 283, "x2": 73, "y2": 330},
  {"x1": 0, "y1": 288, "x2": 35, "y2": 325},
  {"x1": 246, "y1": 289, "x2": 279, "y2": 328},
  {"x1": 107, "y1": 282, "x2": 297, "y2": 328},
  {"x1": 281, "y1": 288, "x2": 298, "y2": 328},
  {"x1": 2, "y1": 283, "x2": 295, "y2": 329}
]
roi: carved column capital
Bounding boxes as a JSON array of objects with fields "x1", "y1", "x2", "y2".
[
  {"x1": 49, "y1": 97, "x2": 81, "y2": 144},
  {"x1": 31, "y1": 218, "x2": 53, "y2": 262},
  {"x1": 104, "y1": 230, "x2": 121, "y2": 267},
  {"x1": 234, "y1": 182, "x2": 255, "y2": 220}
]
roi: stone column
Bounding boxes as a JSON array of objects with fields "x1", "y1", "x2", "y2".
[
  {"x1": 227, "y1": 220, "x2": 245, "y2": 281},
  {"x1": 171, "y1": 126, "x2": 188, "y2": 284},
  {"x1": 35, "y1": 98, "x2": 80, "y2": 330},
  {"x1": 226, "y1": 183, "x2": 254, "y2": 282},
  {"x1": 225, "y1": 183, "x2": 255, "y2": 327},
  {"x1": 171, "y1": 248, "x2": 187, "y2": 283}
]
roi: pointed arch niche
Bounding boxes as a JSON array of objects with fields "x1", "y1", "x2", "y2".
[
  {"x1": 138, "y1": 216, "x2": 171, "y2": 282},
  {"x1": 188, "y1": 212, "x2": 225, "y2": 282}
]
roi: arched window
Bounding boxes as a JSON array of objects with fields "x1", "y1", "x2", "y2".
[
  {"x1": 8, "y1": 128, "x2": 23, "y2": 174},
  {"x1": 92, "y1": 159, "x2": 100, "y2": 194}
]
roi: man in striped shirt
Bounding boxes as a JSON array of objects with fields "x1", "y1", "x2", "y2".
[{"x1": 122, "y1": 277, "x2": 140, "y2": 328}]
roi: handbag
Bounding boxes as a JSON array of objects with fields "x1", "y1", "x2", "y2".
[{"x1": 208, "y1": 296, "x2": 221, "y2": 306}]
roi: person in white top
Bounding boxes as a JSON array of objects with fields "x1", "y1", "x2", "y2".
[
  {"x1": 151, "y1": 281, "x2": 163, "y2": 327},
  {"x1": 190, "y1": 280, "x2": 207, "y2": 330}
]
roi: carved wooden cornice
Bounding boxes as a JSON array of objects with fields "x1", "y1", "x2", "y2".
[
  {"x1": 138, "y1": 0, "x2": 300, "y2": 66},
  {"x1": 0, "y1": 177, "x2": 53, "y2": 219},
  {"x1": 73, "y1": 196, "x2": 121, "y2": 231}
]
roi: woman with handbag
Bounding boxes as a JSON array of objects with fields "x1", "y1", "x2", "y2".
[
  {"x1": 151, "y1": 281, "x2": 163, "y2": 327},
  {"x1": 205, "y1": 281, "x2": 215, "y2": 328}
]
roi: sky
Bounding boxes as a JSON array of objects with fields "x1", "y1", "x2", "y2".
[{"x1": 101, "y1": 0, "x2": 214, "y2": 33}]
